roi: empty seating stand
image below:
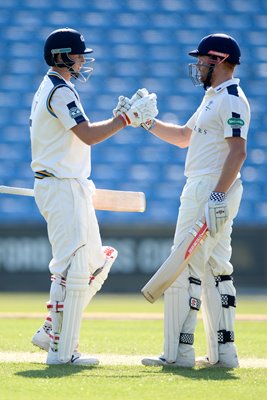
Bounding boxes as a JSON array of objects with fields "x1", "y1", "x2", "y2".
[{"x1": 0, "y1": 0, "x2": 266, "y2": 225}]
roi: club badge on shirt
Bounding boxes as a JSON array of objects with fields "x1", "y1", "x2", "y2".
[{"x1": 69, "y1": 106, "x2": 83, "y2": 119}]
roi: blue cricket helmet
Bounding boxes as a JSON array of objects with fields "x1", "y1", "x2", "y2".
[{"x1": 189, "y1": 33, "x2": 241, "y2": 65}]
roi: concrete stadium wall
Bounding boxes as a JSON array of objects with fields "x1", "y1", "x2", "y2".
[{"x1": 0, "y1": 223, "x2": 266, "y2": 292}]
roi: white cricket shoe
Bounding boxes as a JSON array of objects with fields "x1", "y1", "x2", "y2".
[
  {"x1": 31, "y1": 326, "x2": 50, "y2": 352},
  {"x1": 141, "y1": 356, "x2": 194, "y2": 368},
  {"x1": 196, "y1": 356, "x2": 239, "y2": 368},
  {"x1": 46, "y1": 349, "x2": 99, "y2": 366}
]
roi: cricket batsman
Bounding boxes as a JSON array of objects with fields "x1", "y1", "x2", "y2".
[
  {"x1": 30, "y1": 27, "x2": 158, "y2": 365},
  {"x1": 135, "y1": 33, "x2": 249, "y2": 368}
]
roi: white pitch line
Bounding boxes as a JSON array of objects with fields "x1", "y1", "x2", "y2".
[
  {"x1": 0, "y1": 352, "x2": 266, "y2": 368},
  {"x1": 0, "y1": 312, "x2": 266, "y2": 321},
  {"x1": 0, "y1": 352, "x2": 143, "y2": 365}
]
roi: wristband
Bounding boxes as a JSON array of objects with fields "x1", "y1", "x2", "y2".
[
  {"x1": 118, "y1": 114, "x2": 128, "y2": 127},
  {"x1": 209, "y1": 191, "x2": 225, "y2": 202},
  {"x1": 122, "y1": 112, "x2": 131, "y2": 125},
  {"x1": 142, "y1": 118, "x2": 156, "y2": 131}
]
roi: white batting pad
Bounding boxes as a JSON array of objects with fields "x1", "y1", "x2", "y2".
[
  {"x1": 217, "y1": 279, "x2": 238, "y2": 367},
  {"x1": 83, "y1": 246, "x2": 118, "y2": 309},
  {"x1": 58, "y1": 246, "x2": 89, "y2": 363},
  {"x1": 218, "y1": 280, "x2": 236, "y2": 331},
  {"x1": 163, "y1": 270, "x2": 190, "y2": 363},
  {"x1": 202, "y1": 266, "x2": 237, "y2": 365},
  {"x1": 202, "y1": 273, "x2": 222, "y2": 364},
  {"x1": 47, "y1": 275, "x2": 66, "y2": 352},
  {"x1": 176, "y1": 275, "x2": 201, "y2": 366}
]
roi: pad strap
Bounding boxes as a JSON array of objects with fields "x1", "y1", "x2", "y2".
[
  {"x1": 49, "y1": 332, "x2": 60, "y2": 352},
  {"x1": 215, "y1": 275, "x2": 233, "y2": 287},
  {"x1": 189, "y1": 297, "x2": 201, "y2": 310},
  {"x1": 221, "y1": 294, "x2": 236, "y2": 308},
  {"x1": 179, "y1": 332, "x2": 194, "y2": 345},
  {"x1": 189, "y1": 276, "x2": 201, "y2": 285},
  {"x1": 47, "y1": 301, "x2": 64, "y2": 312},
  {"x1": 218, "y1": 329, "x2": 235, "y2": 344},
  {"x1": 51, "y1": 275, "x2": 66, "y2": 287},
  {"x1": 89, "y1": 266, "x2": 105, "y2": 284},
  {"x1": 189, "y1": 277, "x2": 202, "y2": 310}
]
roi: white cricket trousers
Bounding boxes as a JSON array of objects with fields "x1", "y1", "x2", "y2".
[
  {"x1": 173, "y1": 174, "x2": 243, "y2": 280},
  {"x1": 163, "y1": 175, "x2": 242, "y2": 363},
  {"x1": 34, "y1": 177, "x2": 106, "y2": 277}
]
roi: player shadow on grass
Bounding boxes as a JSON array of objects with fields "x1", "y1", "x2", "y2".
[
  {"x1": 140, "y1": 365, "x2": 239, "y2": 380},
  {"x1": 15, "y1": 364, "x2": 96, "y2": 379},
  {"x1": 157, "y1": 366, "x2": 239, "y2": 380}
]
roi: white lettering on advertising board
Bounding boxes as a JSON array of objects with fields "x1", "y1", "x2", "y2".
[{"x1": 0, "y1": 236, "x2": 172, "y2": 274}]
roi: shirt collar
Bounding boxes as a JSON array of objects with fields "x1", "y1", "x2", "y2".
[
  {"x1": 206, "y1": 78, "x2": 240, "y2": 95},
  {"x1": 47, "y1": 70, "x2": 75, "y2": 88}
]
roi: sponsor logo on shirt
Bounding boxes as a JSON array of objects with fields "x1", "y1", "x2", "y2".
[{"x1": 227, "y1": 117, "x2": 244, "y2": 128}]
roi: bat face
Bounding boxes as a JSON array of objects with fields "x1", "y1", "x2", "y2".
[
  {"x1": 94, "y1": 189, "x2": 146, "y2": 212},
  {"x1": 141, "y1": 218, "x2": 208, "y2": 303},
  {"x1": 185, "y1": 221, "x2": 208, "y2": 259},
  {"x1": 0, "y1": 186, "x2": 146, "y2": 213},
  {"x1": 141, "y1": 179, "x2": 242, "y2": 304}
]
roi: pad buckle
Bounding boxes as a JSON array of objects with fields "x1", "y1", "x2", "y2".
[
  {"x1": 47, "y1": 301, "x2": 64, "y2": 312},
  {"x1": 221, "y1": 294, "x2": 236, "y2": 308},
  {"x1": 190, "y1": 297, "x2": 201, "y2": 311},
  {"x1": 180, "y1": 332, "x2": 194, "y2": 345},
  {"x1": 218, "y1": 329, "x2": 235, "y2": 344}
]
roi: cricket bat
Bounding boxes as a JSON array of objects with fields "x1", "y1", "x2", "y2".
[
  {"x1": 0, "y1": 185, "x2": 146, "y2": 213},
  {"x1": 141, "y1": 179, "x2": 242, "y2": 303},
  {"x1": 141, "y1": 218, "x2": 208, "y2": 303}
]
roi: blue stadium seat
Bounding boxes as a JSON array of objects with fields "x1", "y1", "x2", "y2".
[
  {"x1": 247, "y1": 31, "x2": 267, "y2": 46},
  {"x1": 0, "y1": 0, "x2": 267, "y2": 226},
  {"x1": 237, "y1": 199, "x2": 254, "y2": 222}
]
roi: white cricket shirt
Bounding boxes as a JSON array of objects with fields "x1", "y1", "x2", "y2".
[
  {"x1": 30, "y1": 70, "x2": 91, "y2": 178},
  {"x1": 185, "y1": 78, "x2": 250, "y2": 178}
]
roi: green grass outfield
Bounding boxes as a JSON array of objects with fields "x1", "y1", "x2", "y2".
[{"x1": 0, "y1": 292, "x2": 266, "y2": 400}]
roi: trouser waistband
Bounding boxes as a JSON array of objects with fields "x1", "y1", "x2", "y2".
[{"x1": 34, "y1": 170, "x2": 55, "y2": 179}]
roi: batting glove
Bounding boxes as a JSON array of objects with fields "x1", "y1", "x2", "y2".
[
  {"x1": 112, "y1": 89, "x2": 148, "y2": 117},
  {"x1": 204, "y1": 192, "x2": 229, "y2": 237},
  {"x1": 120, "y1": 94, "x2": 158, "y2": 128},
  {"x1": 113, "y1": 88, "x2": 157, "y2": 130},
  {"x1": 129, "y1": 88, "x2": 149, "y2": 103},
  {"x1": 113, "y1": 95, "x2": 131, "y2": 117}
]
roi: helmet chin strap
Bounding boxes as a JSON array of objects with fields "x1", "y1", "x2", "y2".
[
  {"x1": 69, "y1": 69, "x2": 79, "y2": 79},
  {"x1": 54, "y1": 54, "x2": 80, "y2": 79},
  {"x1": 53, "y1": 52, "x2": 94, "y2": 82},
  {"x1": 53, "y1": 53, "x2": 75, "y2": 69},
  {"x1": 203, "y1": 65, "x2": 215, "y2": 90}
]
